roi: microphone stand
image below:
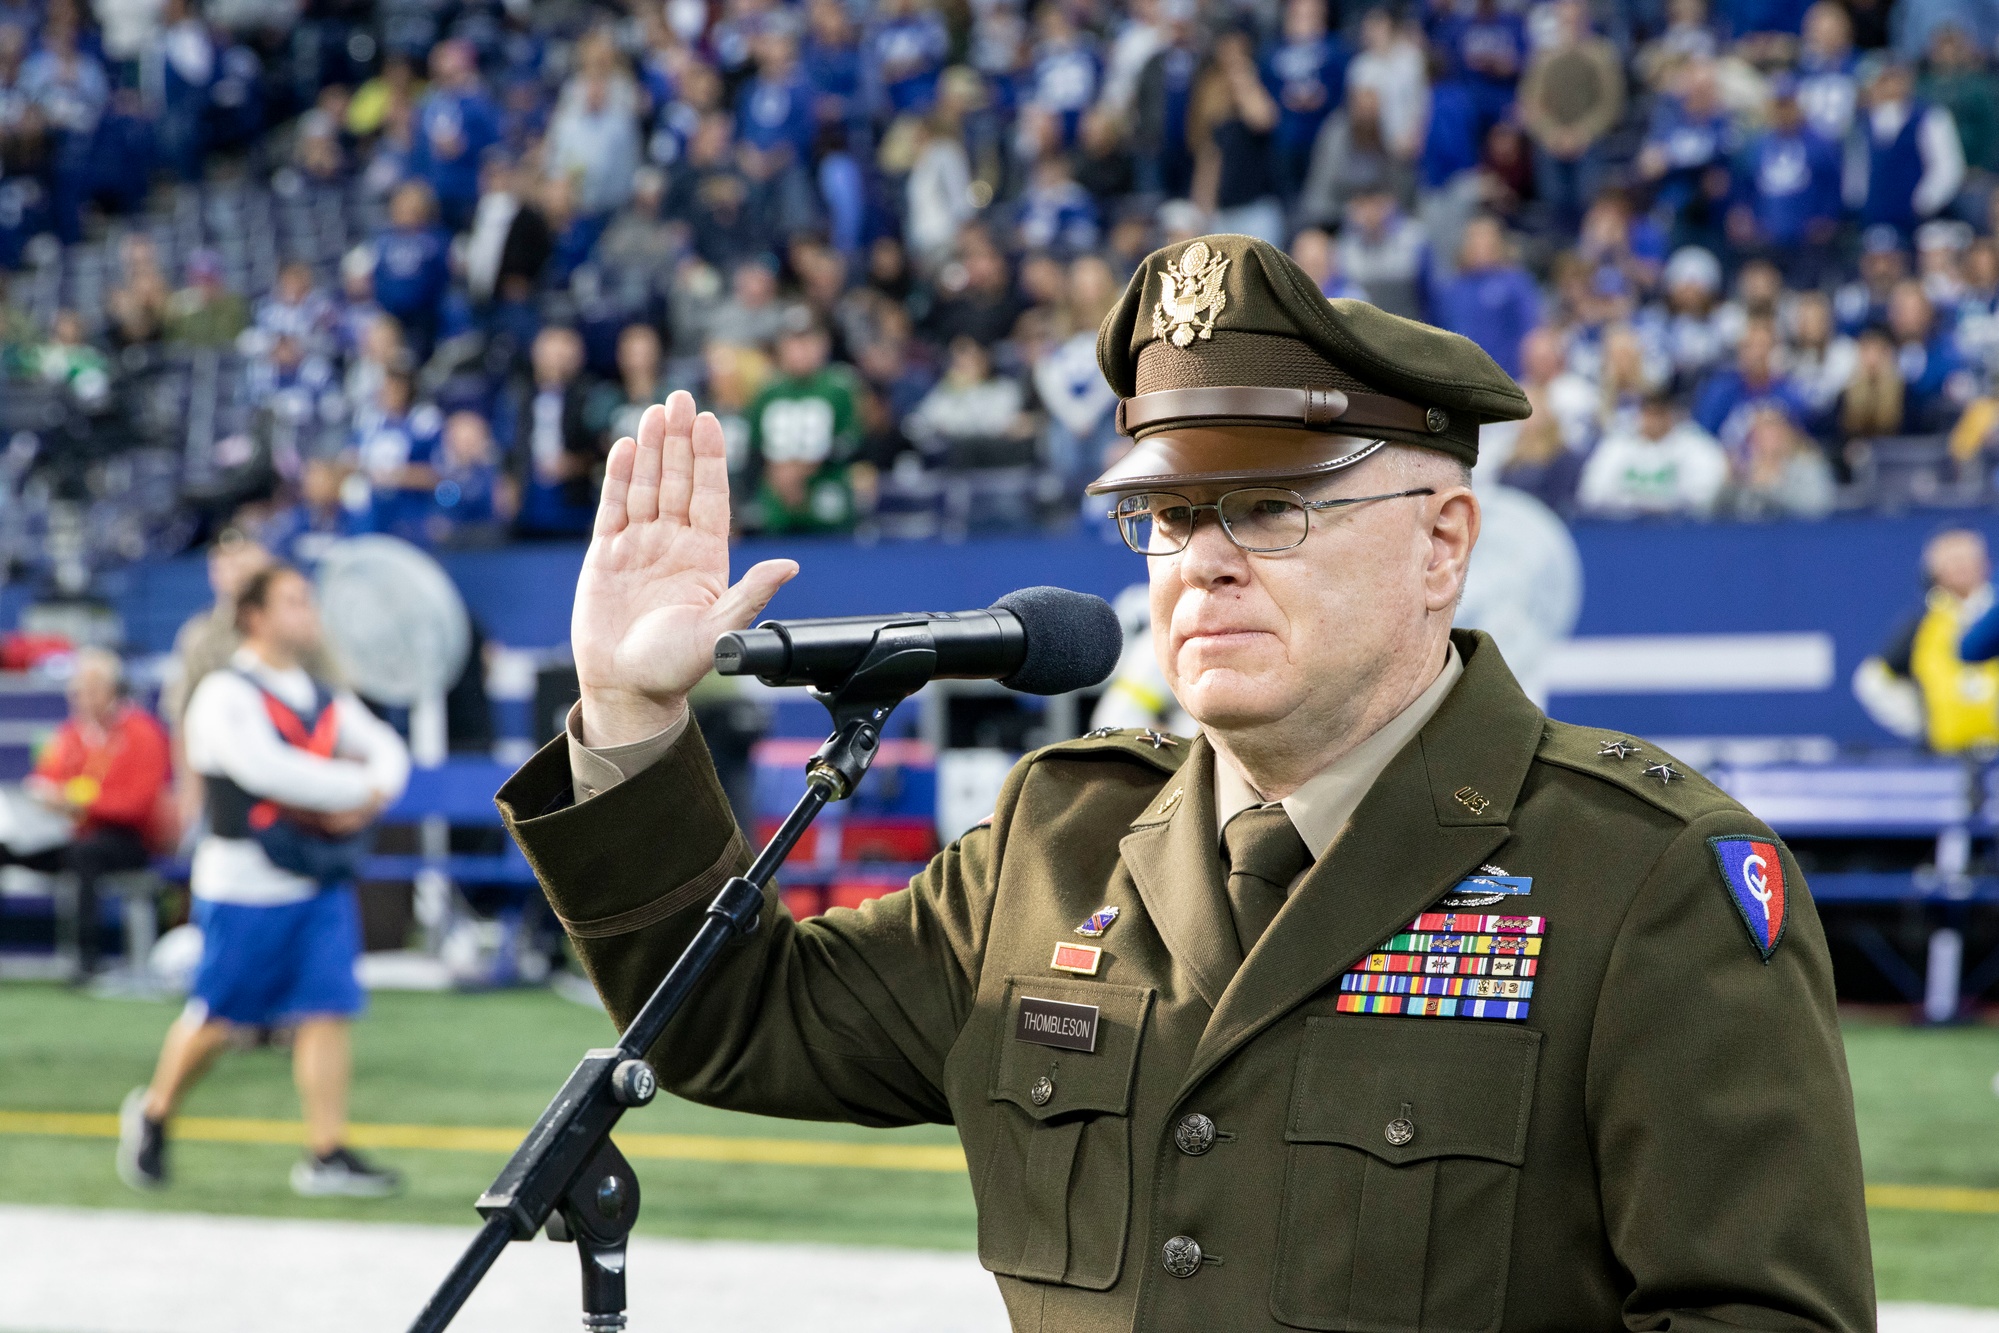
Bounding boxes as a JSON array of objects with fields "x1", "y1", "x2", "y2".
[{"x1": 408, "y1": 629, "x2": 944, "y2": 1333}]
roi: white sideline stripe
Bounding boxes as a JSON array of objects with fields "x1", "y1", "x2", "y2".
[
  {"x1": 0, "y1": 1207, "x2": 1986, "y2": 1333},
  {"x1": 0, "y1": 1205, "x2": 1010, "y2": 1333},
  {"x1": 1546, "y1": 633, "x2": 1837, "y2": 695}
]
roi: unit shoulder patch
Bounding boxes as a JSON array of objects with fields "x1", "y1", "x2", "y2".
[{"x1": 1709, "y1": 834, "x2": 1789, "y2": 962}]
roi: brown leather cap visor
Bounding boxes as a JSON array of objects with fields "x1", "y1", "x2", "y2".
[{"x1": 1085, "y1": 426, "x2": 1387, "y2": 496}]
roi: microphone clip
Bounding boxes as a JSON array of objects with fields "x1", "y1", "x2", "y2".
[{"x1": 804, "y1": 623, "x2": 937, "y2": 798}]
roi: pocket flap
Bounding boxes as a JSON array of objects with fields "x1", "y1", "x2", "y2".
[
  {"x1": 1286, "y1": 1017, "x2": 1541, "y2": 1166},
  {"x1": 991, "y1": 976, "x2": 1154, "y2": 1121}
]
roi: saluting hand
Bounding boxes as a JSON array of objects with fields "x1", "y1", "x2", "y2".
[{"x1": 573, "y1": 392, "x2": 798, "y2": 747}]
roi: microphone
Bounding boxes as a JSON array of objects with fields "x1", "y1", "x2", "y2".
[{"x1": 714, "y1": 586, "x2": 1124, "y2": 695}]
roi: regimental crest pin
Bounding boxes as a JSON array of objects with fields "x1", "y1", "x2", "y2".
[
  {"x1": 1075, "y1": 906, "x2": 1120, "y2": 937},
  {"x1": 1709, "y1": 835, "x2": 1788, "y2": 961},
  {"x1": 1152, "y1": 241, "x2": 1229, "y2": 348}
]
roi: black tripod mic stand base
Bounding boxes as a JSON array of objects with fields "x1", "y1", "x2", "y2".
[{"x1": 408, "y1": 625, "x2": 935, "y2": 1333}]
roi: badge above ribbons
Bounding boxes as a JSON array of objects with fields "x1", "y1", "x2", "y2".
[{"x1": 1710, "y1": 835, "x2": 1789, "y2": 961}]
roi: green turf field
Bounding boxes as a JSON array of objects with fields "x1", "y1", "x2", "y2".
[{"x1": 1, "y1": 985, "x2": 1995, "y2": 1303}]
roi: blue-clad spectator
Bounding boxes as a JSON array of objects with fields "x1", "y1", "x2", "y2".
[
  {"x1": 21, "y1": 17, "x2": 107, "y2": 242},
  {"x1": 1419, "y1": 76, "x2": 1483, "y2": 192},
  {"x1": 647, "y1": 60, "x2": 718, "y2": 170},
  {"x1": 804, "y1": 0, "x2": 864, "y2": 128},
  {"x1": 1015, "y1": 152, "x2": 1100, "y2": 255},
  {"x1": 1796, "y1": 1, "x2": 1858, "y2": 141},
  {"x1": 737, "y1": 31, "x2": 816, "y2": 162},
  {"x1": 371, "y1": 181, "x2": 451, "y2": 356},
  {"x1": 1846, "y1": 59, "x2": 1966, "y2": 237},
  {"x1": 866, "y1": 0, "x2": 949, "y2": 117},
  {"x1": 1887, "y1": 279, "x2": 1978, "y2": 432},
  {"x1": 1429, "y1": 216, "x2": 1541, "y2": 379},
  {"x1": 349, "y1": 366, "x2": 444, "y2": 542},
  {"x1": 1727, "y1": 77, "x2": 1841, "y2": 279},
  {"x1": 410, "y1": 39, "x2": 500, "y2": 232},
  {"x1": 1431, "y1": 0, "x2": 1524, "y2": 137},
  {"x1": 1027, "y1": 3, "x2": 1099, "y2": 147},
  {"x1": 1637, "y1": 58, "x2": 1733, "y2": 226},
  {"x1": 260, "y1": 458, "x2": 364, "y2": 568},
  {"x1": 429, "y1": 410, "x2": 514, "y2": 546},
  {"x1": 511, "y1": 326, "x2": 599, "y2": 539},
  {"x1": 1836, "y1": 225, "x2": 1908, "y2": 333},
  {"x1": 1692, "y1": 318, "x2": 1803, "y2": 454},
  {"x1": 147, "y1": 0, "x2": 211, "y2": 181},
  {"x1": 1262, "y1": 0, "x2": 1347, "y2": 202},
  {"x1": 203, "y1": 37, "x2": 265, "y2": 158}
]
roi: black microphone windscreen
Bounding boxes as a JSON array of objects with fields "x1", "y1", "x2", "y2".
[{"x1": 992, "y1": 587, "x2": 1124, "y2": 695}]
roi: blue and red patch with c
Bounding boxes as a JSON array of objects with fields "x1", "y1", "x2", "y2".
[{"x1": 1709, "y1": 836, "x2": 1789, "y2": 961}]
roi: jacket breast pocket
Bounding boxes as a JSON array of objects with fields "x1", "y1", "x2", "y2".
[
  {"x1": 1271, "y1": 1017, "x2": 1542, "y2": 1333},
  {"x1": 974, "y1": 975, "x2": 1154, "y2": 1291}
]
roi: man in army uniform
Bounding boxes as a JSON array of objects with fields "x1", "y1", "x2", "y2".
[{"x1": 499, "y1": 235, "x2": 1873, "y2": 1331}]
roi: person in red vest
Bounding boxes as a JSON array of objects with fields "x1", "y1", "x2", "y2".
[
  {"x1": 0, "y1": 648, "x2": 171, "y2": 979},
  {"x1": 119, "y1": 564, "x2": 410, "y2": 1197}
]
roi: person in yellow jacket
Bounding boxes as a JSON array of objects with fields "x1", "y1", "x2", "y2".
[{"x1": 1909, "y1": 529, "x2": 1999, "y2": 753}]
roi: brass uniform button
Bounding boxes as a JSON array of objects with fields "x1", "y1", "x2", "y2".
[
  {"x1": 1029, "y1": 1075, "x2": 1054, "y2": 1106},
  {"x1": 1384, "y1": 1116, "x2": 1416, "y2": 1147},
  {"x1": 1174, "y1": 1113, "x2": 1216, "y2": 1156},
  {"x1": 1162, "y1": 1235, "x2": 1204, "y2": 1278}
]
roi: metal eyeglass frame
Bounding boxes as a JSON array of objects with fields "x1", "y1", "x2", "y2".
[{"x1": 1108, "y1": 486, "x2": 1438, "y2": 555}]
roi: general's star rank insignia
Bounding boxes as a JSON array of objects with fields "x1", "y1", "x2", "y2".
[
  {"x1": 1075, "y1": 906, "x2": 1120, "y2": 937},
  {"x1": 1151, "y1": 240, "x2": 1229, "y2": 348},
  {"x1": 1710, "y1": 835, "x2": 1788, "y2": 961}
]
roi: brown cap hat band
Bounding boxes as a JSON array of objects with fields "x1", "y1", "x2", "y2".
[
  {"x1": 1115, "y1": 386, "x2": 1448, "y2": 440},
  {"x1": 1085, "y1": 426, "x2": 1388, "y2": 496}
]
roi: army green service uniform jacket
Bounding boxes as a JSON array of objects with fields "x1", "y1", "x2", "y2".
[{"x1": 498, "y1": 631, "x2": 1874, "y2": 1333}]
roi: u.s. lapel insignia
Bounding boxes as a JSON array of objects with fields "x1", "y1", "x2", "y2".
[
  {"x1": 1709, "y1": 835, "x2": 1788, "y2": 961},
  {"x1": 1152, "y1": 241, "x2": 1229, "y2": 348},
  {"x1": 1051, "y1": 941, "x2": 1103, "y2": 975},
  {"x1": 1075, "y1": 906, "x2": 1120, "y2": 937}
]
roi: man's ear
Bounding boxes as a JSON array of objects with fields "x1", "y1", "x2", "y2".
[{"x1": 1426, "y1": 487, "x2": 1480, "y2": 613}]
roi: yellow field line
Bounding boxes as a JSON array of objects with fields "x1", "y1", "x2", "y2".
[
  {"x1": 1866, "y1": 1183, "x2": 1999, "y2": 1215},
  {"x1": 5, "y1": 1112, "x2": 1994, "y2": 1203},
  {"x1": 0, "y1": 1110, "x2": 967, "y2": 1174}
]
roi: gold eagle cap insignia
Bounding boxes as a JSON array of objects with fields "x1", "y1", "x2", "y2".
[{"x1": 1151, "y1": 241, "x2": 1229, "y2": 348}]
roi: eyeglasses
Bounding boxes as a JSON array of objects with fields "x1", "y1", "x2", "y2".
[{"x1": 1108, "y1": 486, "x2": 1437, "y2": 556}]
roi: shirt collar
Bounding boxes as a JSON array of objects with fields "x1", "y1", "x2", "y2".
[{"x1": 1213, "y1": 641, "x2": 1465, "y2": 859}]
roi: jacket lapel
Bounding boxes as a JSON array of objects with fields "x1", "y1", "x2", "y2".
[
  {"x1": 1120, "y1": 735, "x2": 1240, "y2": 1011},
  {"x1": 1180, "y1": 631, "x2": 1546, "y2": 1095}
]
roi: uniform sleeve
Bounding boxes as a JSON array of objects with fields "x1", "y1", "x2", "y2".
[
  {"x1": 1584, "y1": 809, "x2": 1873, "y2": 1333},
  {"x1": 499, "y1": 717, "x2": 1003, "y2": 1127}
]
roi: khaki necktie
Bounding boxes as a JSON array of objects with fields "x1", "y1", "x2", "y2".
[{"x1": 1221, "y1": 805, "x2": 1313, "y2": 956}]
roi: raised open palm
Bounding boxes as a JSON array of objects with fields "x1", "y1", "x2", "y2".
[{"x1": 572, "y1": 391, "x2": 797, "y2": 746}]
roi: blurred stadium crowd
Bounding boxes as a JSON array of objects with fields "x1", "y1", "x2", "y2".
[{"x1": 4, "y1": 0, "x2": 1999, "y2": 586}]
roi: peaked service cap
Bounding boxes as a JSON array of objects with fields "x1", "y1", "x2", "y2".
[{"x1": 1087, "y1": 233, "x2": 1531, "y2": 495}]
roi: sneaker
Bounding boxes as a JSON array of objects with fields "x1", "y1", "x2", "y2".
[
  {"x1": 290, "y1": 1145, "x2": 403, "y2": 1198},
  {"x1": 116, "y1": 1087, "x2": 167, "y2": 1191}
]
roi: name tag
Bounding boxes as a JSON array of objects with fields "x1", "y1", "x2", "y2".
[{"x1": 1016, "y1": 996, "x2": 1100, "y2": 1052}]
